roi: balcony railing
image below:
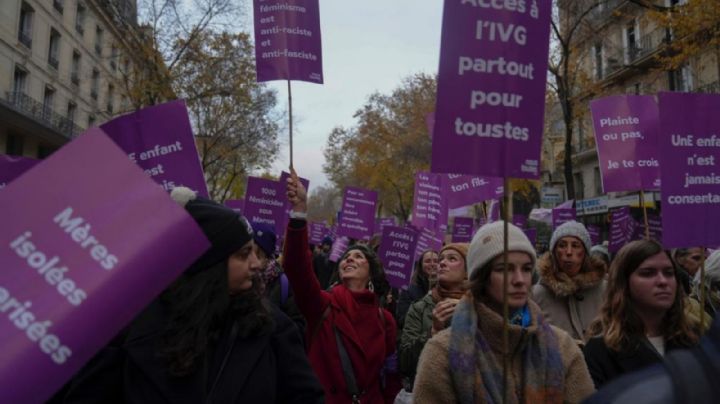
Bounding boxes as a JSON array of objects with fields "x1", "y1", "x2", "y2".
[
  {"x1": 2, "y1": 92, "x2": 82, "y2": 139},
  {"x1": 696, "y1": 81, "x2": 720, "y2": 94},
  {"x1": 18, "y1": 31, "x2": 32, "y2": 48},
  {"x1": 628, "y1": 28, "x2": 669, "y2": 63}
]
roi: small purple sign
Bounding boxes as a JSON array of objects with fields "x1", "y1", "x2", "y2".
[
  {"x1": 309, "y1": 221, "x2": 328, "y2": 245},
  {"x1": 0, "y1": 130, "x2": 209, "y2": 403},
  {"x1": 337, "y1": 187, "x2": 377, "y2": 240},
  {"x1": 431, "y1": 0, "x2": 552, "y2": 178},
  {"x1": 512, "y1": 214, "x2": 528, "y2": 229},
  {"x1": 243, "y1": 177, "x2": 286, "y2": 234},
  {"x1": 253, "y1": 0, "x2": 323, "y2": 83},
  {"x1": 523, "y1": 227, "x2": 537, "y2": 246},
  {"x1": 609, "y1": 207, "x2": 636, "y2": 253},
  {"x1": 329, "y1": 236, "x2": 349, "y2": 263},
  {"x1": 0, "y1": 154, "x2": 39, "y2": 189},
  {"x1": 552, "y1": 207, "x2": 576, "y2": 229},
  {"x1": 100, "y1": 100, "x2": 208, "y2": 197},
  {"x1": 377, "y1": 226, "x2": 419, "y2": 290},
  {"x1": 445, "y1": 174, "x2": 504, "y2": 209},
  {"x1": 659, "y1": 92, "x2": 720, "y2": 248},
  {"x1": 411, "y1": 172, "x2": 448, "y2": 232},
  {"x1": 414, "y1": 227, "x2": 444, "y2": 260},
  {"x1": 225, "y1": 199, "x2": 245, "y2": 214},
  {"x1": 451, "y1": 216, "x2": 474, "y2": 243},
  {"x1": 591, "y1": 95, "x2": 661, "y2": 193},
  {"x1": 587, "y1": 224, "x2": 601, "y2": 246},
  {"x1": 487, "y1": 200, "x2": 500, "y2": 222},
  {"x1": 375, "y1": 217, "x2": 397, "y2": 235}
]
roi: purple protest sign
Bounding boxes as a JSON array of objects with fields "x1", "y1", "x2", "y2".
[
  {"x1": 414, "y1": 227, "x2": 444, "y2": 260},
  {"x1": 452, "y1": 216, "x2": 474, "y2": 243},
  {"x1": 309, "y1": 221, "x2": 328, "y2": 245},
  {"x1": 378, "y1": 226, "x2": 419, "y2": 290},
  {"x1": 552, "y1": 207, "x2": 576, "y2": 228},
  {"x1": 591, "y1": 95, "x2": 660, "y2": 193},
  {"x1": 431, "y1": 1, "x2": 552, "y2": 178},
  {"x1": 225, "y1": 199, "x2": 245, "y2": 214},
  {"x1": 0, "y1": 130, "x2": 209, "y2": 403},
  {"x1": 337, "y1": 187, "x2": 377, "y2": 240},
  {"x1": 587, "y1": 224, "x2": 601, "y2": 246},
  {"x1": 0, "y1": 154, "x2": 38, "y2": 189},
  {"x1": 253, "y1": 0, "x2": 323, "y2": 83},
  {"x1": 445, "y1": 174, "x2": 505, "y2": 209},
  {"x1": 243, "y1": 177, "x2": 285, "y2": 234},
  {"x1": 659, "y1": 92, "x2": 720, "y2": 248},
  {"x1": 512, "y1": 214, "x2": 528, "y2": 229},
  {"x1": 411, "y1": 172, "x2": 448, "y2": 232},
  {"x1": 487, "y1": 200, "x2": 500, "y2": 222},
  {"x1": 609, "y1": 207, "x2": 636, "y2": 253},
  {"x1": 329, "y1": 236, "x2": 349, "y2": 262},
  {"x1": 523, "y1": 228, "x2": 537, "y2": 246},
  {"x1": 375, "y1": 217, "x2": 397, "y2": 235},
  {"x1": 100, "y1": 100, "x2": 208, "y2": 197}
]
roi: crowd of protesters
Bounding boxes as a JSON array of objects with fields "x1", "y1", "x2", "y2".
[{"x1": 47, "y1": 170, "x2": 720, "y2": 403}]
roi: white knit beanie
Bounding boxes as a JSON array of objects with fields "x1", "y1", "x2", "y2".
[
  {"x1": 467, "y1": 221, "x2": 536, "y2": 280},
  {"x1": 550, "y1": 220, "x2": 592, "y2": 253}
]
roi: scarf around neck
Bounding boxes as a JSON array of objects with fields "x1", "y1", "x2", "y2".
[
  {"x1": 432, "y1": 283, "x2": 467, "y2": 303},
  {"x1": 448, "y1": 294, "x2": 565, "y2": 404}
]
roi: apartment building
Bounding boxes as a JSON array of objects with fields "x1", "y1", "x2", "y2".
[{"x1": 0, "y1": 0, "x2": 140, "y2": 158}]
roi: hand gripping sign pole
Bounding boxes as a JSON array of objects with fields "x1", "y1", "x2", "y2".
[
  {"x1": 288, "y1": 79, "x2": 294, "y2": 170},
  {"x1": 502, "y1": 177, "x2": 511, "y2": 404}
]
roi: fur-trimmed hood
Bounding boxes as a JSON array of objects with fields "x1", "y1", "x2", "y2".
[{"x1": 537, "y1": 252, "x2": 607, "y2": 297}]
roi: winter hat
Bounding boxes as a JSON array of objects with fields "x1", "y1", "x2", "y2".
[
  {"x1": 550, "y1": 221, "x2": 592, "y2": 253},
  {"x1": 467, "y1": 221, "x2": 536, "y2": 280},
  {"x1": 590, "y1": 244, "x2": 610, "y2": 261},
  {"x1": 171, "y1": 187, "x2": 253, "y2": 275},
  {"x1": 440, "y1": 243, "x2": 469, "y2": 266},
  {"x1": 252, "y1": 222, "x2": 277, "y2": 258}
]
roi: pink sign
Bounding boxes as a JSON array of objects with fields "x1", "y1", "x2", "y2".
[
  {"x1": 336, "y1": 187, "x2": 377, "y2": 240},
  {"x1": 0, "y1": 130, "x2": 209, "y2": 403},
  {"x1": 377, "y1": 226, "x2": 419, "y2": 290},
  {"x1": 0, "y1": 154, "x2": 38, "y2": 189}
]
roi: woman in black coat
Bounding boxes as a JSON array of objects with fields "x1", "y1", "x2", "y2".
[
  {"x1": 59, "y1": 188, "x2": 324, "y2": 403},
  {"x1": 395, "y1": 250, "x2": 438, "y2": 329}
]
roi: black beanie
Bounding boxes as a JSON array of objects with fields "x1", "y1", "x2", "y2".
[{"x1": 171, "y1": 187, "x2": 253, "y2": 275}]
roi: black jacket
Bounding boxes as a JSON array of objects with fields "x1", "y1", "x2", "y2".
[
  {"x1": 583, "y1": 335, "x2": 687, "y2": 389},
  {"x1": 395, "y1": 278, "x2": 429, "y2": 330},
  {"x1": 62, "y1": 300, "x2": 324, "y2": 404}
]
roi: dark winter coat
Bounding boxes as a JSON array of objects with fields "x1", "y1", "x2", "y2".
[
  {"x1": 61, "y1": 299, "x2": 324, "y2": 403},
  {"x1": 284, "y1": 219, "x2": 402, "y2": 404},
  {"x1": 398, "y1": 293, "x2": 435, "y2": 386},
  {"x1": 396, "y1": 274, "x2": 430, "y2": 330},
  {"x1": 583, "y1": 335, "x2": 688, "y2": 389}
]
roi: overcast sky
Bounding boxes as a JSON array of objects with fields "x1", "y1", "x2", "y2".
[{"x1": 248, "y1": 1, "x2": 444, "y2": 193}]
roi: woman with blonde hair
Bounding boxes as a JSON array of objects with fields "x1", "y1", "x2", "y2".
[{"x1": 583, "y1": 239, "x2": 700, "y2": 388}]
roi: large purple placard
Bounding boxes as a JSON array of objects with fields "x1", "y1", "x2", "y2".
[
  {"x1": 378, "y1": 226, "x2": 419, "y2": 290},
  {"x1": 431, "y1": 1, "x2": 552, "y2": 178},
  {"x1": 101, "y1": 100, "x2": 208, "y2": 197},
  {"x1": 243, "y1": 177, "x2": 286, "y2": 234},
  {"x1": 445, "y1": 174, "x2": 504, "y2": 209},
  {"x1": 0, "y1": 154, "x2": 38, "y2": 189},
  {"x1": 414, "y1": 227, "x2": 444, "y2": 260},
  {"x1": 253, "y1": 0, "x2": 323, "y2": 83},
  {"x1": 452, "y1": 216, "x2": 474, "y2": 242},
  {"x1": 375, "y1": 217, "x2": 397, "y2": 235},
  {"x1": 309, "y1": 221, "x2": 328, "y2": 245},
  {"x1": 0, "y1": 130, "x2": 209, "y2": 403},
  {"x1": 337, "y1": 187, "x2": 377, "y2": 240},
  {"x1": 659, "y1": 92, "x2": 720, "y2": 247},
  {"x1": 591, "y1": 95, "x2": 660, "y2": 193},
  {"x1": 411, "y1": 172, "x2": 448, "y2": 232},
  {"x1": 552, "y1": 207, "x2": 576, "y2": 228}
]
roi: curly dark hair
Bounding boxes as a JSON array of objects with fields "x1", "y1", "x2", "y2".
[
  {"x1": 339, "y1": 244, "x2": 390, "y2": 298},
  {"x1": 158, "y1": 262, "x2": 273, "y2": 377}
]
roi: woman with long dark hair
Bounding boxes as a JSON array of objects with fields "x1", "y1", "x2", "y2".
[
  {"x1": 396, "y1": 250, "x2": 439, "y2": 329},
  {"x1": 284, "y1": 172, "x2": 402, "y2": 403},
  {"x1": 62, "y1": 188, "x2": 323, "y2": 403},
  {"x1": 583, "y1": 239, "x2": 700, "y2": 388}
]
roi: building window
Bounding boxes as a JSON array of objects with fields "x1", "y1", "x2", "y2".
[
  {"x1": 13, "y1": 67, "x2": 28, "y2": 94},
  {"x1": 6, "y1": 134, "x2": 24, "y2": 156},
  {"x1": 626, "y1": 20, "x2": 639, "y2": 62},
  {"x1": 574, "y1": 173, "x2": 585, "y2": 200},
  {"x1": 48, "y1": 28, "x2": 60, "y2": 69},
  {"x1": 593, "y1": 43, "x2": 603, "y2": 80},
  {"x1": 37, "y1": 145, "x2": 58, "y2": 159},
  {"x1": 107, "y1": 84, "x2": 114, "y2": 113},
  {"x1": 53, "y1": 0, "x2": 63, "y2": 13},
  {"x1": 95, "y1": 26, "x2": 103, "y2": 56},
  {"x1": 67, "y1": 102, "x2": 76, "y2": 125},
  {"x1": 669, "y1": 64, "x2": 693, "y2": 92},
  {"x1": 75, "y1": 3, "x2": 85, "y2": 34},
  {"x1": 88, "y1": 114, "x2": 96, "y2": 128},
  {"x1": 43, "y1": 86, "x2": 55, "y2": 119},
  {"x1": 91, "y1": 69, "x2": 99, "y2": 99},
  {"x1": 594, "y1": 167, "x2": 603, "y2": 196},
  {"x1": 110, "y1": 45, "x2": 118, "y2": 71},
  {"x1": 18, "y1": 2, "x2": 34, "y2": 48},
  {"x1": 71, "y1": 51, "x2": 80, "y2": 85}
]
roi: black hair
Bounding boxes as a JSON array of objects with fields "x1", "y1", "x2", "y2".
[{"x1": 340, "y1": 244, "x2": 390, "y2": 299}]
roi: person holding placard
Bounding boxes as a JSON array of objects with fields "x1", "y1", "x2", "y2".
[
  {"x1": 284, "y1": 171, "x2": 402, "y2": 404},
  {"x1": 399, "y1": 244, "x2": 467, "y2": 393},
  {"x1": 532, "y1": 221, "x2": 608, "y2": 342},
  {"x1": 583, "y1": 239, "x2": 701, "y2": 388},
  {"x1": 396, "y1": 250, "x2": 439, "y2": 329},
  {"x1": 413, "y1": 222, "x2": 594, "y2": 403},
  {"x1": 61, "y1": 188, "x2": 324, "y2": 403}
]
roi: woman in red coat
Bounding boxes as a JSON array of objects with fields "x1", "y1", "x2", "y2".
[{"x1": 284, "y1": 171, "x2": 402, "y2": 403}]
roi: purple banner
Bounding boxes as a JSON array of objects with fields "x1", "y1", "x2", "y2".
[
  {"x1": 512, "y1": 214, "x2": 528, "y2": 229},
  {"x1": 445, "y1": 174, "x2": 504, "y2": 209},
  {"x1": 337, "y1": 187, "x2": 377, "y2": 240},
  {"x1": 587, "y1": 224, "x2": 601, "y2": 246},
  {"x1": 0, "y1": 154, "x2": 38, "y2": 189},
  {"x1": 375, "y1": 217, "x2": 397, "y2": 235},
  {"x1": 414, "y1": 227, "x2": 444, "y2": 260},
  {"x1": 309, "y1": 221, "x2": 328, "y2": 245},
  {"x1": 243, "y1": 177, "x2": 285, "y2": 234},
  {"x1": 451, "y1": 216, "x2": 474, "y2": 242},
  {"x1": 523, "y1": 227, "x2": 537, "y2": 246},
  {"x1": 253, "y1": 0, "x2": 323, "y2": 83},
  {"x1": 378, "y1": 226, "x2": 419, "y2": 290},
  {"x1": 609, "y1": 207, "x2": 636, "y2": 253},
  {"x1": 431, "y1": 0, "x2": 552, "y2": 178},
  {"x1": 329, "y1": 236, "x2": 349, "y2": 263},
  {"x1": 411, "y1": 172, "x2": 448, "y2": 232},
  {"x1": 100, "y1": 100, "x2": 208, "y2": 197},
  {"x1": 591, "y1": 95, "x2": 660, "y2": 193},
  {"x1": 225, "y1": 199, "x2": 245, "y2": 214},
  {"x1": 659, "y1": 92, "x2": 720, "y2": 248},
  {"x1": 0, "y1": 130, "x2": 209, "y2": 403},
  {"x1": 487, "y1": 200, "x2": 500, "y2": 222},
  {"x1": 552, "y1": 207, "x2": 576, "y2": 228}
]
